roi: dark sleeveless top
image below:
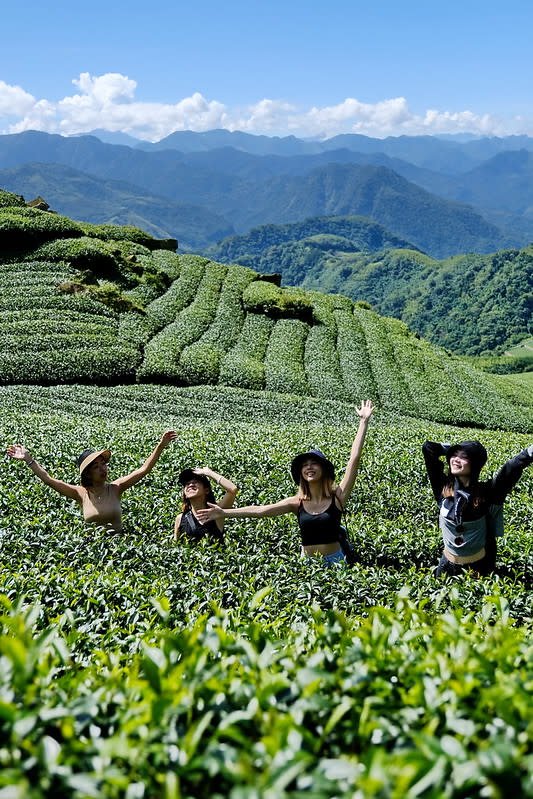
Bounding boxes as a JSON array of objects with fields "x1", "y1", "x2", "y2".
[
  {"x1": 297, "y1": 496, "x2": 342, "y2": 546},
  {"x1": 179, "y1": 511, "x2": 224, "y2": 545}
]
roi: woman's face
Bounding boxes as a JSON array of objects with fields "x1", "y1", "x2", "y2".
[
  {"x1": 183, "y1": 478, "x2": 209, "y2": 501},
  {"x1": 449, "y1": 450, "x2": 471, "y2": 478},
  {"x1": 88, "y1": 455, "x2": 108, "y2": 482},
  {"x1": 301, "y1": 458, "x2": 323, "y2": 482}
]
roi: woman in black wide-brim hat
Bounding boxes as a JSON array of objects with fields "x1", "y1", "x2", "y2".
[
  {"x1": 197, "y1": 400, "x2": 375, "y2": 565},
  {"x1": 173, "y1": 466, "x2": 239, "y2": 546},
  {"x1": 422, "y1": 438, "x2": 533, "y2": 577},
  {"x1": 6, "y1": 431, "x2": 177, "y2": 533}
]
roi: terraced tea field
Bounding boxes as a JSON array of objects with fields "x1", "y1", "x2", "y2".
[{"x1": 0, "y1": 198, "x2": 532, "y2": 431}]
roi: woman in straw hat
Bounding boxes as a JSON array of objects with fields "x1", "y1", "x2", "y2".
[
  {"x1": 173, "y1": 466, "x2": 238, "y2": 545},
  {"x1": 197, "y1": 400, "x2": 375, "y2": 564},
  {"x1": 6, "y1": 430, "x2": 177, "y2": 533}
]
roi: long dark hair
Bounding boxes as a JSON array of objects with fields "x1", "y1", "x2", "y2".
[{"x1": 80, "y1": 467, "x2": 93, "y2": 488}]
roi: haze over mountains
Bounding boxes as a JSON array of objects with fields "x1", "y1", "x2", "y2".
[{"x1": 1, "y1": 129, "x2": 533, "y2": 256}]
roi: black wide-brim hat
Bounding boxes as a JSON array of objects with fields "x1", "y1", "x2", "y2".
[
  {"x1": 446, "y1": 440, "x2": 487, "y2": 476},
  {"x1": 77, "y1": 448, "x2": 111, "y2": 475},
  {"x1": 290, "y1": 448, "x2": 335, "y2": 484},
  {"x1": 178, "y1": 468, "x2": 212, "y2": 489}
]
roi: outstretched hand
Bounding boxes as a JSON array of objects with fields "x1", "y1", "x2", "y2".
[
  {"x1": 197, "y1": 502, "x2": 224, "y2": 522},
  {"x1": 6, "y1": 444, "x2": 29, "y2": 461},
  {"x1": 356, "y1": 399, "x2": 375, "y2": 421},
  {"x1": 160, "y1": 430, "x2": 177, "y2": 448}
]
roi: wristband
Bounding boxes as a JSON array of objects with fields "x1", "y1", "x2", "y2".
[{"x1": 27, "y1": 458, "x2": 35, "y2": 467}]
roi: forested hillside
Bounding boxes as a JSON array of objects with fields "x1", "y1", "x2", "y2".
[
  {"x1": 204, "y1": 215, "x2": 418, "y2": 263},
  {"x1": 0, "y1": 190, "x2": 531, "y2": 431},
  {"x1": 206, "y1": 220, "x2": 533, "y2": 357}
]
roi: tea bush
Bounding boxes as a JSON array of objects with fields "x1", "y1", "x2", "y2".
[
  {"x1": 264, "y1": 319, "x2": 310, "y2": 395},
  {"x1": 0, "y1": 188, "x2": 25, "y2": 207},
  {"x1": 0, "y1": 207, "x2": 84, "y2": 252},
  {"x1": 243, "y1": 280, "x2": 314, "y2": 321},
  {"x1": 334, "y1": 309, "x2": 378, "y2": 401},
  {"x1": 219, "y1": 314, "x2": 274, "y2": 390},
  {"x1": 0, "y1": 384, "x2": 532, "y2": 796}
]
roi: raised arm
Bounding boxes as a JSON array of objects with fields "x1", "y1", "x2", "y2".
[
  {"x1": 490, "y1": 443, "x2": 533, "y2": 503},
  {"x1": 113, "y1": 430, "x2": 177, "y2": 492},
  {"x1": 336, "y1": 400, "x2": 375, "y2": 506},
  {"x1": 197, "y1": 495, "x2": 298, "y2": 524},
  {"x1": 6, "y1": 444, "x2": 81, "y2": 501},
  {"x1": 421, "y1": 440, "x2": 449, "y2": 502},
  {"x1": 192, "y1": 466, "x2": 239, "y2": 509}
]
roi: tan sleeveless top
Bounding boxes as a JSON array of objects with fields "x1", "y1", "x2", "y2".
[{"x1": 79, "y1": 484, "x2": 122, "y2": 531}]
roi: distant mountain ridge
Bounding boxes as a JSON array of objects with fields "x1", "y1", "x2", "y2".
[
  {"x1": 0, "y1": 162, "x2": 233, "y2": 249},
  {"x1": 135, "y1": 128, "x2": 533, "y2": 172},
  {"x1": 222, "y1": 162, "x2": 507, "y2": 258},
  {"x1": 0, "y1": 131, "x2": 511, "y2": 258}
]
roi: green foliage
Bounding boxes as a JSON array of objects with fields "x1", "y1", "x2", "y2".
[
  {"x1": 0, "y1": 188, "x2": 26, "y2": 207},
  {"x1": 0, "y1": 206, "x2": 532, "y2": 429},
  {"x1": 79, "y1": 221, "x2": 158, "y2": 247},
  {"x1": 243, "y1": 280, "x2": 314, "y2": 321},
  {"x1": 208, "y1": 221, "x2": 533, "y2": 358},
  {"x1": 29, "y1": 235, "x2": 124, "y2": 273},
  {"x1": 219, "y1": 314, "x2": 274, "y2": 390},
  {"x1": 205, "y1": 215, "x2": 414, "y2": 263},
  {"x1": 472, "y1": 353, "x2": 533, "y2": 374},
  {"x1": 0, "y1": 207, "x2": 84, "y2": 253},
  {"x1": 0, "y1": 385, "x2": 532, "y2": 795},
  {"x1": 140, "y1": 260, "x2": 227, "y2": 380},
  {"x1": 0, "y1": 261, "x2": 139, "y2": 384},
  {"x1": 264, "y1": 318, "x2": 310, "y2": 394},
  {"x1": 90, "y1": 281, "x2": 144, "y2": 313}
]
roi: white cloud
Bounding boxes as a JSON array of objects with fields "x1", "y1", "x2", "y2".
[
  {"x1": 71, "y1": 72, "x2": 137, "y2": 105},
  {"x1": 300, "y1": 97, "x2": 413, "y2": 137},
  {"x1": 0, "y1": 72, "x2": 531, "y2": 141},
  {"x1": 0, "y1": 80, "x2": 35, "y2": 116},
  {"x1": 235, "y1": 99, "x2": 298, "y2": 132}
]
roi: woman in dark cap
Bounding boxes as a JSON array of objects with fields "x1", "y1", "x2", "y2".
[
  {"x1": 173, "y1": 467, "x2": 238, "y2": 545},
  {"x1": 422, "y1": 439, "x2": 533, "y2": 576},
  {"x1": 6, "y1": 431, "x2": 177, "y2": 533},
  {"x1": 197, "y1": 400, "x2": 375, "y2": 564}
]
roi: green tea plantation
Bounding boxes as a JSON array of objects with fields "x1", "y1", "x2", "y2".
[{"x1": 1, "y1": 193, "x2": 533, "y2": 798}]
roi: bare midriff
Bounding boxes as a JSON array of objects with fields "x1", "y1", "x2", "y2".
[
  {"x1": 302, "y1": 542, "x2": 341, "y2": 556},
  {"x1": 444, "y1": 547, "x2": 485, "y2": 564}
]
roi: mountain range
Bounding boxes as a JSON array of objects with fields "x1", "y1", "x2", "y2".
[{"x1": 3, "y1": 129, "x2": 533, "y2": 256}]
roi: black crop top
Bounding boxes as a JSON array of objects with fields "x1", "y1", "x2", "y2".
[
  {"x1": 297, "y1": 496, "x2": 342, "y2": 546},
  {"x1": 179, "y1": 511, "x2": 224, "y2": 545}
]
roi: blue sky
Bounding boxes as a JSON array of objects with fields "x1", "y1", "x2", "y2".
[{"x1": 2, "y1": 0, "x2": 532, "y2": 141}]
